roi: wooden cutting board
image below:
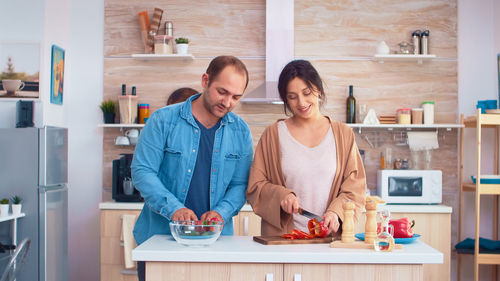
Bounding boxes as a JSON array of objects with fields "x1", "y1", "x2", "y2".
[{"x1": 253, "y1": 236, "x2": 333, "y2": 245}]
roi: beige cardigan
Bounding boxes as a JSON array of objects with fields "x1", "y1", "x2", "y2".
[{"x1": 246, "y1": 119, "x2": 366, "y2": 236}]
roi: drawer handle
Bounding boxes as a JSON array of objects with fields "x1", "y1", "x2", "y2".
[
  {"x1": 265, "y1": 273, "x2": 274, "y2": 281},
  {"x1": 120, "y1": 269, "x2": 138, "y2": 275},
  {"x1": 294, "y1": 273, "x2": 302, "y2": 281},
  {"x1": 244, "y1": 216, "x2": 249, "y2": 236}
]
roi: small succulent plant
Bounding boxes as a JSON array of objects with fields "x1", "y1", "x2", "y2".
[
  {"x1": 0, "y1": 198, "x2": 9, "y2": 205},
  {"x1": 175, "y1": 37, "x2": 189, "y2": 44},
  {"x1": 11, "y1": 195, "x2": 22, "y2": 205}
]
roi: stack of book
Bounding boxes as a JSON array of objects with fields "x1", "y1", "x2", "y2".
[{"x1": 379, "y1": 115, "x2": 396, "y2": 124}]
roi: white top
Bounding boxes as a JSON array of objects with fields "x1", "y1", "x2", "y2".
[
  {"x1": 278, "y1": 121, "x2": 337, "y2": 231},
  {"x1": 132, "y1": 235, "x2": 443, "y2": 264}
]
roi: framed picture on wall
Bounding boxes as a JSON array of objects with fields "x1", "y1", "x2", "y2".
[
  {"x1": 50, "y1": 45, "x2": 65, "y2": 105},
  {"x1": 0, "y1": 41, "x2": 40, "y2": 98}
]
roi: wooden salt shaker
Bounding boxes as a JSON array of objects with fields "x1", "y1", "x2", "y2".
[
  {"x1": 365, "y1": 199, "x2": 377, "y2": 244},
  {"x1": 341, "y1": 200, "x2": 355, "y2": 243}
]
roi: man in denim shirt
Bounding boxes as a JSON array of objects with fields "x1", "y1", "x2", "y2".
[{"x1": 131, "y1": 56, "x2": 253, "y2": 281}]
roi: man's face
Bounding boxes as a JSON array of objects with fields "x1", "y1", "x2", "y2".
[{"x1": 201, "y1": 66, "x2": 247, "y2": 119}]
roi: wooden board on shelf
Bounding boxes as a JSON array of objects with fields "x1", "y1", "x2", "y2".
[
  {"x1": 330, "y1": 240, "x2": 403, "y2": 250},
  {"x1": 253, "y1": 236, "x2": 333, "y2": 245}
]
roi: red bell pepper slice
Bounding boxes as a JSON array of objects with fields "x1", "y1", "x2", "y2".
[{"x1": 307, "y1": 218, "x2": 328, "y2": 238}]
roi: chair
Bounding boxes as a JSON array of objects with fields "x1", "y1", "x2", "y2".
[{"x1": 0, "y1": 238, "x2": 30, "y2": 281}]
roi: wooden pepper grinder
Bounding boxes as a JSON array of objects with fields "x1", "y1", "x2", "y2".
[
  {"x1": 341, "y1": 200, "x2": 355, "y2": 243},
  {"x1": 365, "y1": 199, "x2": 377, "y2": 244}
]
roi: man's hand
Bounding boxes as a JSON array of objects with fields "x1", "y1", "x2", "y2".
[
  {"x1": 280, "y1": 193, "x2": 299, "y2": 214},
  {"x1": 200, "y1": 211, "x2": 224, "y2": 225},
  {"x1": 323, "y1": 211, "x2": 340, "y2": 235},
  {"x1": 172, "y1": 208, "x2": 198, "y2": 221}
]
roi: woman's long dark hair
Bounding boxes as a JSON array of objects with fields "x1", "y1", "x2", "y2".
[{"x1": 277, "y1": 60, "x2": 326, "y2": 115}]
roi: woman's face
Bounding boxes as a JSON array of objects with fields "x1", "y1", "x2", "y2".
[{"x1": 286, "y1": 77, "x2": 321, "y2": 119}]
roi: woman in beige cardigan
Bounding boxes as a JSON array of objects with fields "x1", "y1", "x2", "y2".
[{"x1": 246, "y1": 60, "x2": 366, "y2": 236}]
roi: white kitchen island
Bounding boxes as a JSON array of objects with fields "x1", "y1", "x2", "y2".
[{"x1": 133, "y1": 235, "x2": 442, "y2": 281}]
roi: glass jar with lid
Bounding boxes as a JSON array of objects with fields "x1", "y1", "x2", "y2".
[
  {"x1": 154, "y1": 35, "x2": 173, "y2": 54},
  {"x1": 397, "y1": 108, "x2": 411, "y2": 124}
]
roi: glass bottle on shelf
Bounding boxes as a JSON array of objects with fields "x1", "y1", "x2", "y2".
[
  {"x1": 374, "y1": 209, "x2": 395, "y2": 252},
  {"x1": 346, "y1": 85, "x2": 356, "y2": 123}
]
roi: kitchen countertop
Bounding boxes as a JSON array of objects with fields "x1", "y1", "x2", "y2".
[
  {"x1": 132, "y1": 235, "x2": 443, "y2": 264},
  {"x1": 99, "y1": 201, "x2": 452, "y2": 213}
]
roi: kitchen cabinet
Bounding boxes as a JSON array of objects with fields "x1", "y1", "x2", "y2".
[
  {"x1": 457, "y1": 111, "x2": 500, "y2": 281},
  {"x1": 147, "y1": 262, "x2": 283, "y2": 281},
  {"x1": 100, "y1": 209, "x2": 141, "y2": 281},
  {"x1": 134, "y1": 235, "x2": 442, "y2": 281},
  {"x1": 233, "y1": 210, "x2": 261, "y2": 236}
]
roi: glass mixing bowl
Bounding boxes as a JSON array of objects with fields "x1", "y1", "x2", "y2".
[{"x1": 169, "y1": 220, "x2": 223, "y2": 246}]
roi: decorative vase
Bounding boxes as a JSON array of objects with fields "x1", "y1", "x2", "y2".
[
  {"x1": 12, "y1": 204, "x2": 22, "y2": 215},
  {"x1": 103, "y1": 113, "x2": 115, "y2": 124},
  {"x1": 0, "y1": 204, "x2": 9, "y2": 217},
  {"x1": 176, "y1": 43, "x2": 189, "y2": 55}
]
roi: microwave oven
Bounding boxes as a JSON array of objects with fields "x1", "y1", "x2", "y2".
[{"x1": 376, "y1": 170, "x2": 442, "y2": 204}]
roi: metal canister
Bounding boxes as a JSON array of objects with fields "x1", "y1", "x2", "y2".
[
  {"x1": 412, "y1": 30, "x2": 421, "y2": 55},
  {"x1": 421, "y1": 30, "x2": 429, "y2": 55},
  {"x1": 165, "y1": 21, "x2": 173, "y2": 37}
]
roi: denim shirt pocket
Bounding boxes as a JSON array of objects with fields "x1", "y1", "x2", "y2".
[
  {"x1": 222, "y1": 153, "x2": 241, "y2": 186},
  {"x1": 159, "y1": 147, "x2": 183, "y2": 187}
]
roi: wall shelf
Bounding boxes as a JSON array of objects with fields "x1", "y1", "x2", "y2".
[
  {"x1": 0, "y1": 212, "x2": 26, "y2": 223},
  {"x1": 130, "y1": 54, "x2": 194, "y2": 61},
  {"x1": 98, "y1": 124, "x2": 145, "y2": 128},
  {"x1": 347, "y1": 123, "x2": 462, "y2": 133},
  {"x1": 373, "y1": 54, "x2": 436, "y2": 64}
]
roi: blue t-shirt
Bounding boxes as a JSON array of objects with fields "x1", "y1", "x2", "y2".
[{"x1": 184, "y1": 118, "x2": 221, "y2": 219}]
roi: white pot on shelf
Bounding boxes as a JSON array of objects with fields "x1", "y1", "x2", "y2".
[
  {"x1": 0, "y1": 204, "x2": 9, "y2": 217},
  {"x1": 176, "y1": 43, "x2": 189, "y2": 55},
  {"x1": 12, "y1": 204, "x2": 22, "y2": 215}
]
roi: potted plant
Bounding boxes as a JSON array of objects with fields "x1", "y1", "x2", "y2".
[
  {"x1": 11, "y1": 195, "x2": 22, "y2": 215},
  {"x1": 100, "y1": 100, "x2": 116, "y2": 124},
  {"x1": 0, "y1": 198, "x2": 9, "y2": 217},
  {"x1": 175, "y1": 37, "x2": 190, "y2": 55}
]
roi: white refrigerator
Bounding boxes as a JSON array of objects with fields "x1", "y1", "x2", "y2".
[{"x1": 0, "y1": 126, "x2": 68, "y2": 281}]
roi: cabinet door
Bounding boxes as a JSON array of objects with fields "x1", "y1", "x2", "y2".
[
  {"x1": 237, "y1": 211, "x2": 261, "y2": 236},
  {"x1": 147, "y1": 262, "x2": 283, "y2": 281},
  {"x1": 100, "y1": 209, "x2": 141, "y2": 281},
  {"x1": 353, "y1": 212, "x2": 450, "y2": 281},
  {"x1": 284, "y1": 264, "x2": 422, "y2": 281}
]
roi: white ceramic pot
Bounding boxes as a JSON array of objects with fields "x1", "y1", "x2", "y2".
[
  {"x1": 176, "y1": 43, "x2": 189, "y2": 55},
  {"x1": 12, "y1": 204, "x2": 22, "y2": 215},
  {"x1": 0, "y1": 204, "x2": 9, "y2": 217}
]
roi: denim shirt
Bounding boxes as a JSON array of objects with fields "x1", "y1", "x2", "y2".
[{"x1": 131, "y1": 94, "x2": 253, "y2": 245}]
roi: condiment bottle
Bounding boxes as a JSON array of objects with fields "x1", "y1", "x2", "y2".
[
  {"x1": 374, "y1": 210, "x2": 394, "y2": 252},
  {"x1": 421, "y1": 30, "x2": 429, "y2": 55},
  {"x1": 341, "y1": 200, "x2": 355, "y2": 243},
  {"x1": 422, "y1": 101, "x2": 435, "y2": 124},
  {"x1": 412, "y1": 30, "x2": 421, "y2": 55},
  {"x1": 346, "y1": 85, "x2": 356, "y2": 123},
  {"x1": 139, "y1": 104, "x2": 150, "y2": 124}
]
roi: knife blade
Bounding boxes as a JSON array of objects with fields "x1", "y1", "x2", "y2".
[{"x1": 298, "y1": 208, "x2": 323, "y2": 222}]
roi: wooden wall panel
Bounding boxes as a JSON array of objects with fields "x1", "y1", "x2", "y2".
[
  {"x1": 104, "y1": 0, "x2": 265, "y2": 56},
  {"x1": 102, "y1": 0, "x2": 459, "y2": 253},
  {"x1": 295, "y1": 0, "x2": 457, "y2": 58}
]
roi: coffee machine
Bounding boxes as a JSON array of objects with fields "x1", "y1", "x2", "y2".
[{"x1": 112, "y1": 153, "x2": 143, "y2": 202}]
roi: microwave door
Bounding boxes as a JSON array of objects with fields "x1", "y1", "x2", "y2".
[{"x1": 388, "y1": 177, "x2": 423, "y2": 197}]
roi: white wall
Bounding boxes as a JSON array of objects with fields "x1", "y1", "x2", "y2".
[
  {"x1": 0, "y1": 0, "x2": 45, "y2": 129},
  {"x1": 457, "y1": 0, "x2": 500, "y2": 280},
  {"x1": 66, "y1": 0, "x2": 103, "y2": 280}
]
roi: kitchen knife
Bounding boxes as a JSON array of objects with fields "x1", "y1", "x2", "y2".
[{"x1": 298, "y1": 208, "x2": 323, "y2": 222}]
